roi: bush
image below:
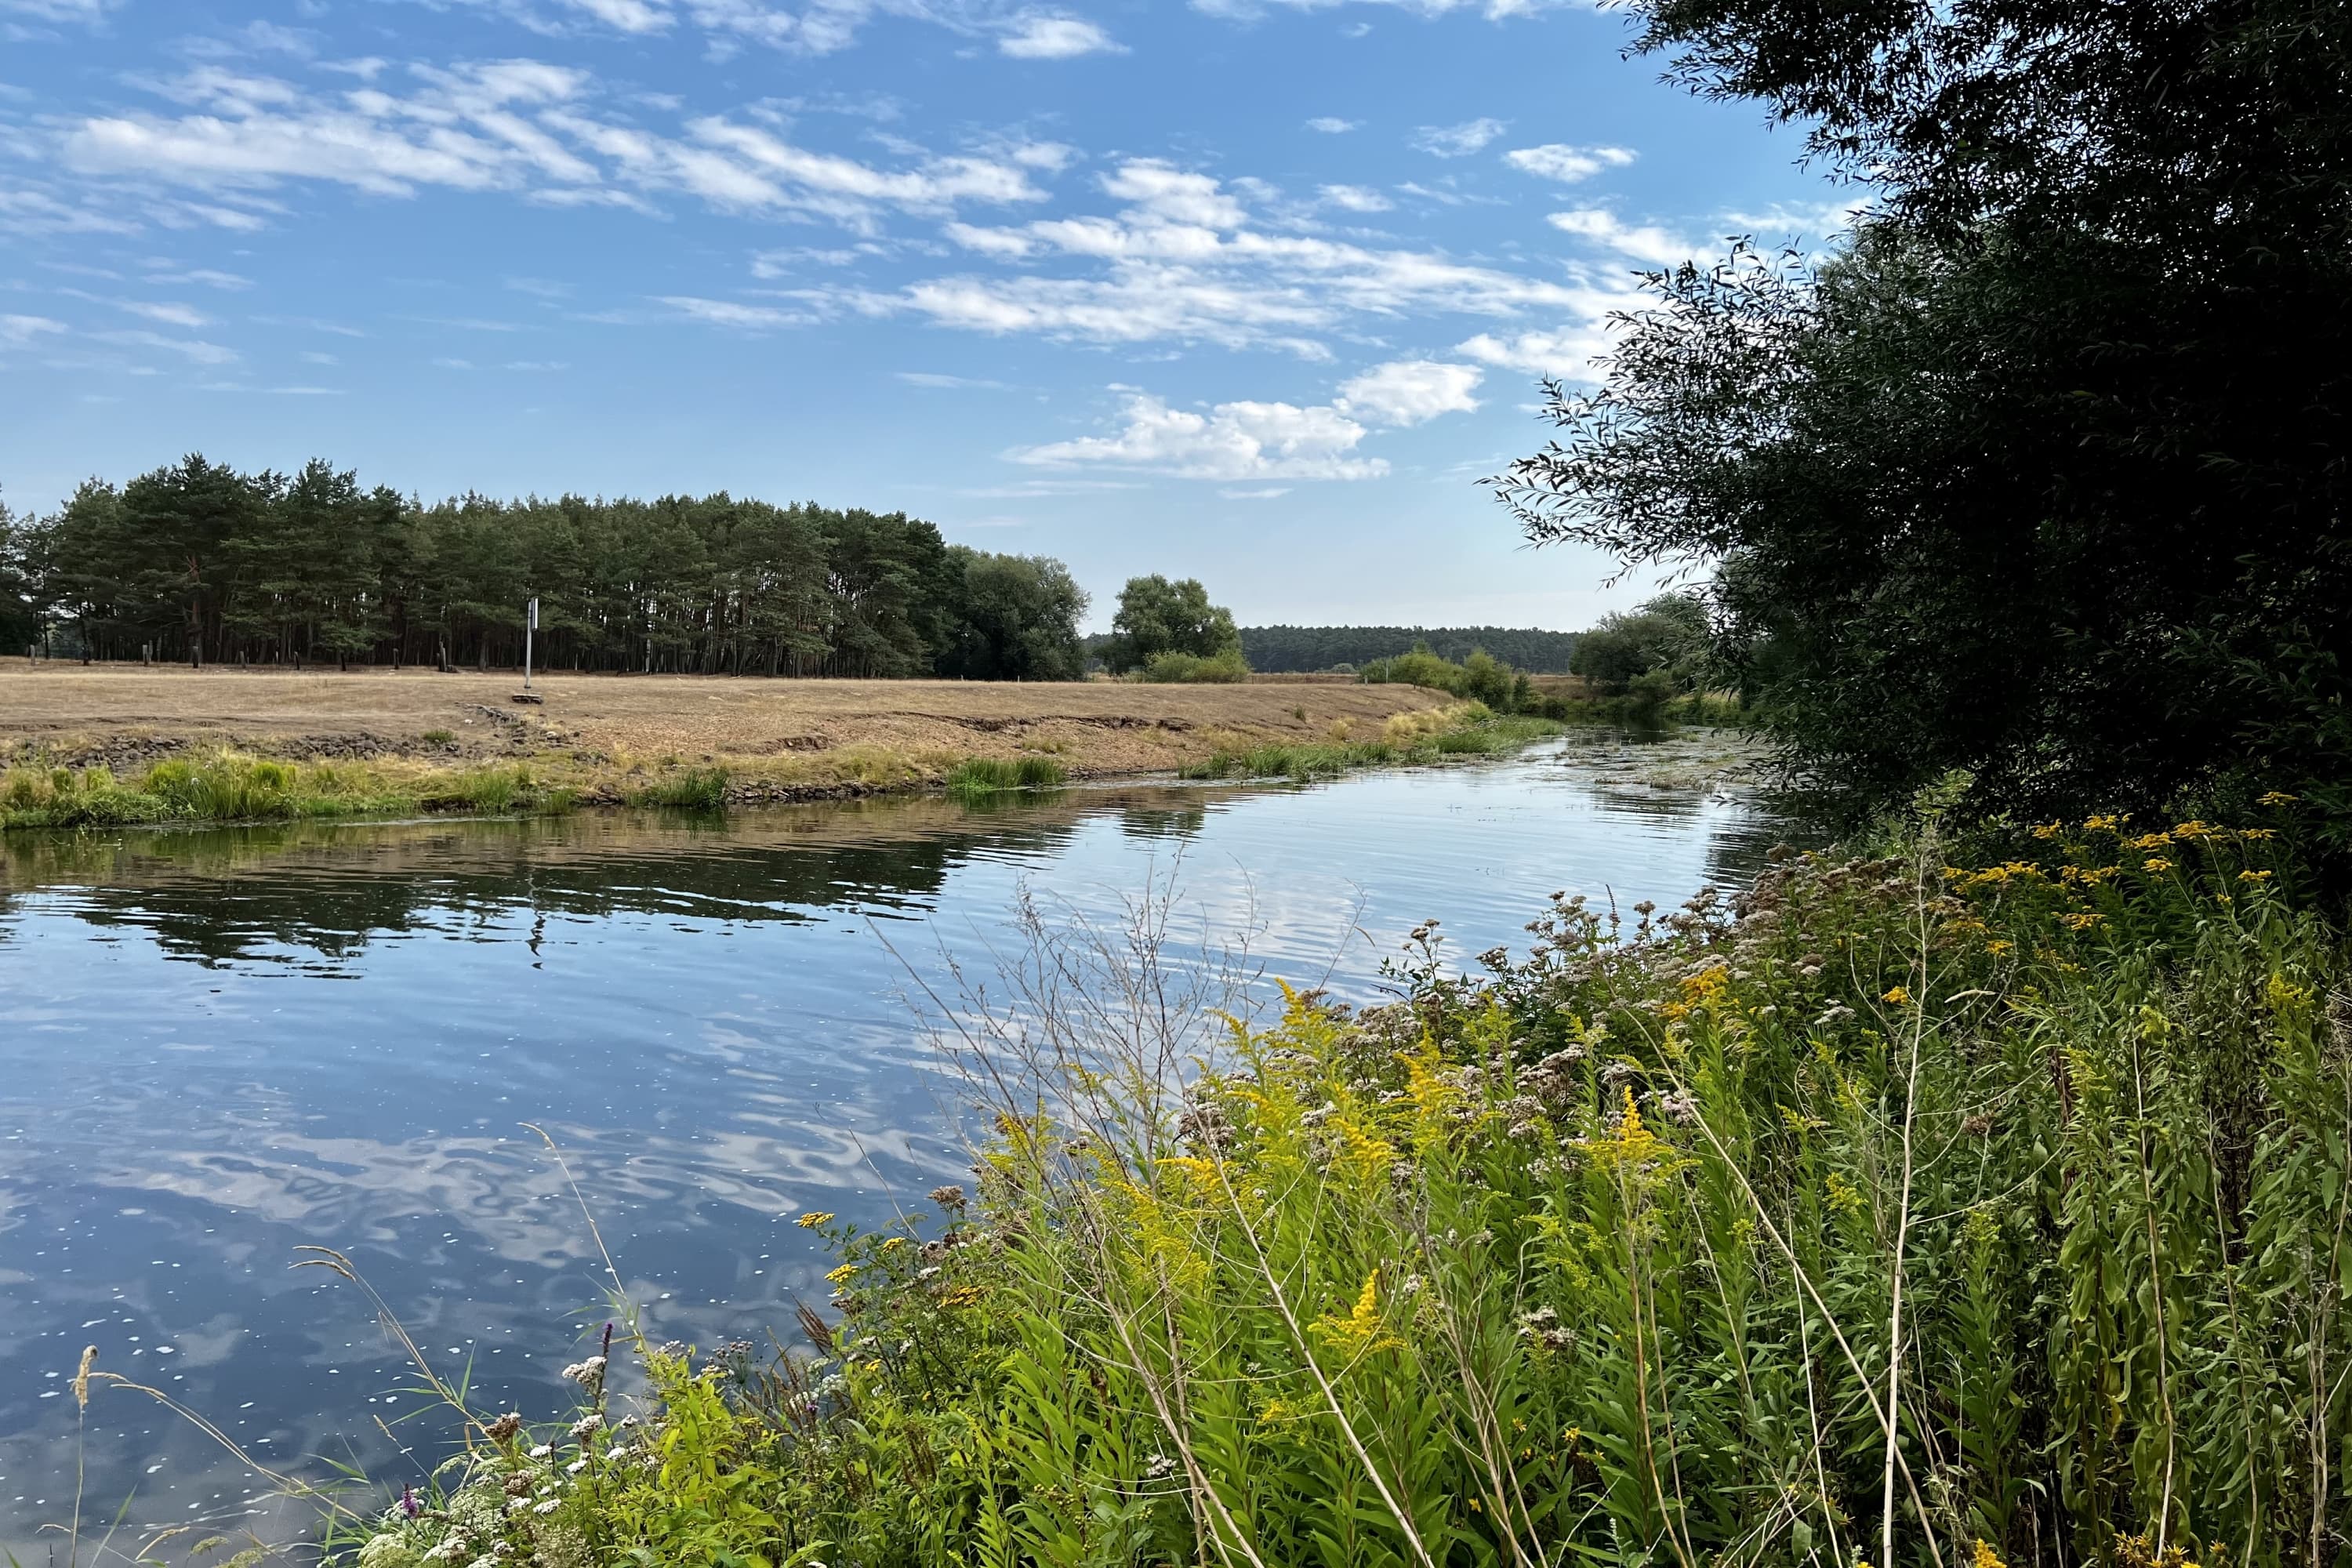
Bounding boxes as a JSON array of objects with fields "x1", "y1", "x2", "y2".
[{"x1": 1135, "y1": 648, "x2": 1251, "y2": 684}]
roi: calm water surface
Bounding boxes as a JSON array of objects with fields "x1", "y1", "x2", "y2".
[{"x1": 0, "y1": 735, "x2": 1781, "y2": 1546}]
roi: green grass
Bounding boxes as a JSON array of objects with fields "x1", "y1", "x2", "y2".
[
  {"x1": 627, "y1": 765, "x2": 731, "y2": 811},
  {"x1": 1179, "y1": 710, "x2": 1559, "y2": 781},
  {"x1": 0, "y1": 752, "x2": 572, "y2": 830},
  {"x1": 945, "y1": 756, "x2": 1069, "y2": 798}
]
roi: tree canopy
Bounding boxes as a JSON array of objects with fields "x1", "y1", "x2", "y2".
[
  {"x1": 5, "y1": 456, "x2": 1089, "y2": 681},
  {"x1": 1239, "y1": 625, "x2": 1581, "y2": 673},
  {"x1": 1100, "y1": 575, "x2": 1240, "y2": 674},
  {"x1": 1494, "y1": 0, "x2": 2352, "y2": 839}
]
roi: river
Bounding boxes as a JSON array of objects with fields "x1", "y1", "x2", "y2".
[{"x1": 0, "y1": 732, "x2": 1782, "y2": 1548}]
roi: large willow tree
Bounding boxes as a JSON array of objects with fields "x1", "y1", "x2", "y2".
[{"x1": 1494, "y1": 0, "x2": 2352, "y2": 845}]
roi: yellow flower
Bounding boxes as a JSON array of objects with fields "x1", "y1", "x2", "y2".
[
  {"x1": 2259, "y1": 790, "x2": 2298, "y2": 807},
  {"x1": 2030, "y1": 822, "x2": 2063, "y2": 840},
  {"x1": 880, "y1": 1236, "x2": 908, "y2": 1251},
  {"x1": 2143, "y1": 857, "x2": 2173, "y2": 873},
  {"x1": 1973, "y1": 1543, "x2": 2009, "y2": 1568},
  {"x1": 824, "y1": 1263, "x2": 858, "y2": 1284},
  {"x1": 940, "y1": 1284, "x2": 986, "y2": 1308},
  {"x1": 1985, "y1": 939, "x2": 2014, "y2": 956},
  {"x1": 1881, "y1": 985, "x2": 1911, "y2": 1006},
  {"x1": 1311, "y1": 1269, "x2": 1406, "y2": 1358},
  {"x1": 2238, "y1": 869, "x2": 2272, "y2": 883},
  {"x1": 2172, "y1": 819, "x2": 2217, "y2": 840},
  {"x1": 2084, "y1": 814, "x2": 2124, "y2": 833},
  {"x1": 2126, "y1": 832, "x2": 2173, "y2": 851},
  {"x1": 2057, "y1": 911, "x2": 2104, "y2": 931},
  {"x1": 2240, "y1": 826, "x2": 2277, "y2": 840},
  {"x1": 796, "y1": 1211, "x2": 835, "y2": 1229}
]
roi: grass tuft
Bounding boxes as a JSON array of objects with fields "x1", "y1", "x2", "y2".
[{"x1": 946, "y1": 756, "x2": 1069, "y2": 797}]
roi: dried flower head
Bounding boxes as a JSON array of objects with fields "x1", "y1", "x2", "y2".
[{"x1": 927, "y1": 1184, "x2": 967, "y2": 1212}]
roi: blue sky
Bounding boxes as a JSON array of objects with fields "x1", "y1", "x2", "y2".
[{"x1": 0, "y1": 0, "x2": 1849, "y2": 630}]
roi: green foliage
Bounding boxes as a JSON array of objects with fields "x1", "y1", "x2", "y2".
[
  {"x1": 1101, "y1": 575, "x2": 1240, "y2": 674},
  {"x1": 12, "y1": 456, "x2": 1091, "y2": 681},
  {"x1": 343, "y1": 799, "x2": 2350, "y2": 1568},
  {"x1": 1359, "y1": 643, "x2": 1540, "y2": 713},
  {"x1": 1568, "y1": 593, "x2": 1711, "y2": 695},
  {"x1": 1239, "y1": 624, "x2": 1581, "y2": 673},
  {"x1": 1494, "y1": 2, "x2": 2352, "y2": 847},
  {"x1": 1178, "y1": 708, "x2": 1554, "y2": 780},
  {"x1": 934, "y1": 548, "x2": 1091, "y2": 682},
  {"x1": 1134, "y1": 647, "x2": 1250, "y2": 684},
  {"x1": 946, "y1": 757, "x2": 1069, "y2": 797}
]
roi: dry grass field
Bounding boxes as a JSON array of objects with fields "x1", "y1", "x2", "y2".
[{"x1": 0, "y1": 659, "x2": 1447, "y2": 794}]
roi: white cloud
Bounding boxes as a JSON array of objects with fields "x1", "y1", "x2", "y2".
[
  {"x1": 1220, "y1": 486, "x2": 1291, "y2": 499},
  {"x1": 146, "y1": 267, "x2": 253, "y2": 289},
  {"x1": 1503, "y1": 143, "x2": 1634, "y2": 183},
  {"x1": 1196, "y1": 0, "x2": 1563, "y2": 20},
  {"x1": 53, "y1": 60, "x2": 1062, "y2": 235},
  {"x1": 1411, "y1": 118, "x2": 1504, "y2": 157},
  {"x1": 1334, "y1": 357, "x2": 1481, "y2": 425},
  {"x1": 559, "y1": 0, "x2": 675, "y2": 30},
  {"x1": 1319, "y1": 183, "x2": 1391, "y2": 212},
  {"x1": 1014, "y1": 391, "x2": 1385, "y2": 481},
  {"x1": 1305, "y1": 117, "x2": 1358, "y2": 134},
  {"x1": 662, "y1": 295, "x2": 824, "y2": 328},
  {"x1": 94, "y1": 328, "x2": 238, "y2": 363},
  {"x1": 1102, "y1": 158, "x2": 1246, "y2": 228},
  {"x1": 998, "y1": 13, "x2": 1121, "y2": 56},
  {"x1": 1548, "y1": 206, "x2": 1694, "y2": 266},
  {"x1": 118, "y1": 300, "x2": 212, "y2": 328},
  {"x1": 0, "y1": 314, "x2": 68, "y2": 345},
  {"x1": 2, "y1": 0, "x2": 122, "y2": 20},
  {"x1": 1455, "y1": 321, "x2": 1611, "y2": 380},
  {"x1": 898, "y1": 370, "x2": 1014, "y2": 389}
]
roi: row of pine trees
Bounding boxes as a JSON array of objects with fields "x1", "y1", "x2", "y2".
[{"x1": 2, "y1": 455, "x2": 1092, "y2": 679}]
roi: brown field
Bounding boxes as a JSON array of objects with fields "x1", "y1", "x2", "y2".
[{"x1": 0, "y1": 659, "x2": 1449, "y2": 798}]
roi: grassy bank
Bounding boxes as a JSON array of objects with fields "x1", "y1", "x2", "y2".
[
  {"x1": 318, "y1": 792, "x2": 2348, "y2": 1567},
  {"x1": 0, "y1": 703, "x2": 1544, "y2": 830},
  {"x1": 1177, "y1": 704, "x2": 1561, "y2": 781}
]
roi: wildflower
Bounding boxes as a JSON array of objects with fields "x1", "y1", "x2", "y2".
[
  {"x1": 2172, "y1": 819, "x2": 2217, "y2": 840},
  {"x1": 401, "y1": 1485, "x2": 421, "y2": 1519},
  {"x1": 1312, "y1": 1270, "x2": 1405, "y2": 1357},
  {"x1": 2057, "y1": 911, "x2": 2104, "y2": 931},
  {"x1": 503, "y1": 1473, "x2": 533, "y2": 1498},
  {"x1": 927, "y1": 1184, "x2": 966, "y2": 1212},
  {"x1": 2143, "y1": 857, "x2": 2172, "y2": 873},
  {"x1": 796, "y1": 1211, "x2": 835, "y2": 1229},
  {"x1": 528, "y1": 1444, "x2": 554, "y2": 1460},
  {"x1": 1986, "y1": 939, "x2": 2014, "y2": 956},
  {"x1": 880, "y1": 1235, "x2": 908, "y2": 1251},
  {"x1": 533, "y1": 1497, "x2": 562, "y2": 1515},
  {"x1": 825, "y1": 1263, "x2": 858, "y2": 1284},
  {"x1": 2239, "y1": 869, "x2": 2273, "y2": 883},
  {"x1": 1881, "y1": 985, "x2": 1911, "y2": 1006},
  {"x1": 1973, "y1": 1541, "x2": 2009, "y2": 1568},
  {"x1": 2084, "y1": 813, "x2": 2123, "y2": 833},
  {"x1": 2030, "y1": 822, "x2": 2062, "y2": 840},
  {"x1": 565, "y1": 1457, "x2": 589, "y2": 1477},
  {"x1": 941, "y1": 1284, "x2": 987, "y2": 1308},
  {"x1": 2258, "y1": 791, "x2": 2297, "y2": 806},
  {"x1": 1145, "y1": 1453, "x2": 1177, "y2": 1480},
  {"x1": 71, "y1": 1346, "x2": 96, "y2": 1410},
  {"x1": 569, "y1": 1413, "x2": 604, "y2": 1441},
  {"x1": 559, "y1": 1356, "x2": 605, "y2": 1392},
  {"x1": 2241, "y1": 826, "x2": 2277, "y2": 840}
]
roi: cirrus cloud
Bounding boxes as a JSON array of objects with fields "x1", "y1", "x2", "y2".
[{"x1": 1013, "y1": 391, "x2": 1385, "y2": 481}]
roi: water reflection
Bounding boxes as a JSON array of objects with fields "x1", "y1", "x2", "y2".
[{"x1": 0, "y1": 735, "x2": 1789, "y2": 1546}]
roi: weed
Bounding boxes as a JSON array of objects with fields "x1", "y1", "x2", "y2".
[
  {"x1": 630, "y1": 766, "x2": 731, "y2": 811},
  {"x1": 946, "y1": 756, "x2": 1069, "y2": 797}
]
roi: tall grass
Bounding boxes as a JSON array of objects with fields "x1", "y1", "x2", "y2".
[
  {"x1": 0, "y1": 751, "x2": 574, "y2": 829},
  {"x1": 628, "y1": 765, "x2": 731, "y2": 810},
  {"x1": 946, "y1": 756, "x2": 1069, "y2": 798},
  {"x1": 1179, "y1": 705, "x2": 1553, "y2": 780},
  {"x1": 326, "y1": 792, "x2": 2352, "y2": 1568}
]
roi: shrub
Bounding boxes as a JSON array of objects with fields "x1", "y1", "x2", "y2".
[{"x1": 1135, "y1": 648, "x2": 1251, "y2": 684}]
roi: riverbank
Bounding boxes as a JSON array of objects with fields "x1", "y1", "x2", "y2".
[
  {"x1": 0, "y1": 662, "x2": 1526, "y2": 829},
  {"x1": 328, "y1": 796, "x2": 2342, "y2": 1568}
]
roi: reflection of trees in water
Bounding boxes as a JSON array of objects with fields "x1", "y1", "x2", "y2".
[
  {"x1": 0, "y1": 784, "x2": 1250, "y2": 968},
  {"x1": 1116, "y1": 801, "x2": 1210, "y2": 842}
]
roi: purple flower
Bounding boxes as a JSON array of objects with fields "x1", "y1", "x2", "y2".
[{"x1": 400, "y1": 1485, "x2": 420, "y2": 1519}]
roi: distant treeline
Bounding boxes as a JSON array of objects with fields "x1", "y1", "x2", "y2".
[
  {"x1": 1237, "y1": 625, "x2": 1580, "y2": 673},
  {"x1": 0, "y1": 456, "x2": 1089, "y2": 679}
]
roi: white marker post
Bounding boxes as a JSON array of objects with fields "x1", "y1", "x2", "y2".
[{"x1": 524, "y1": 597, "x2": 539, "y2": 691}]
